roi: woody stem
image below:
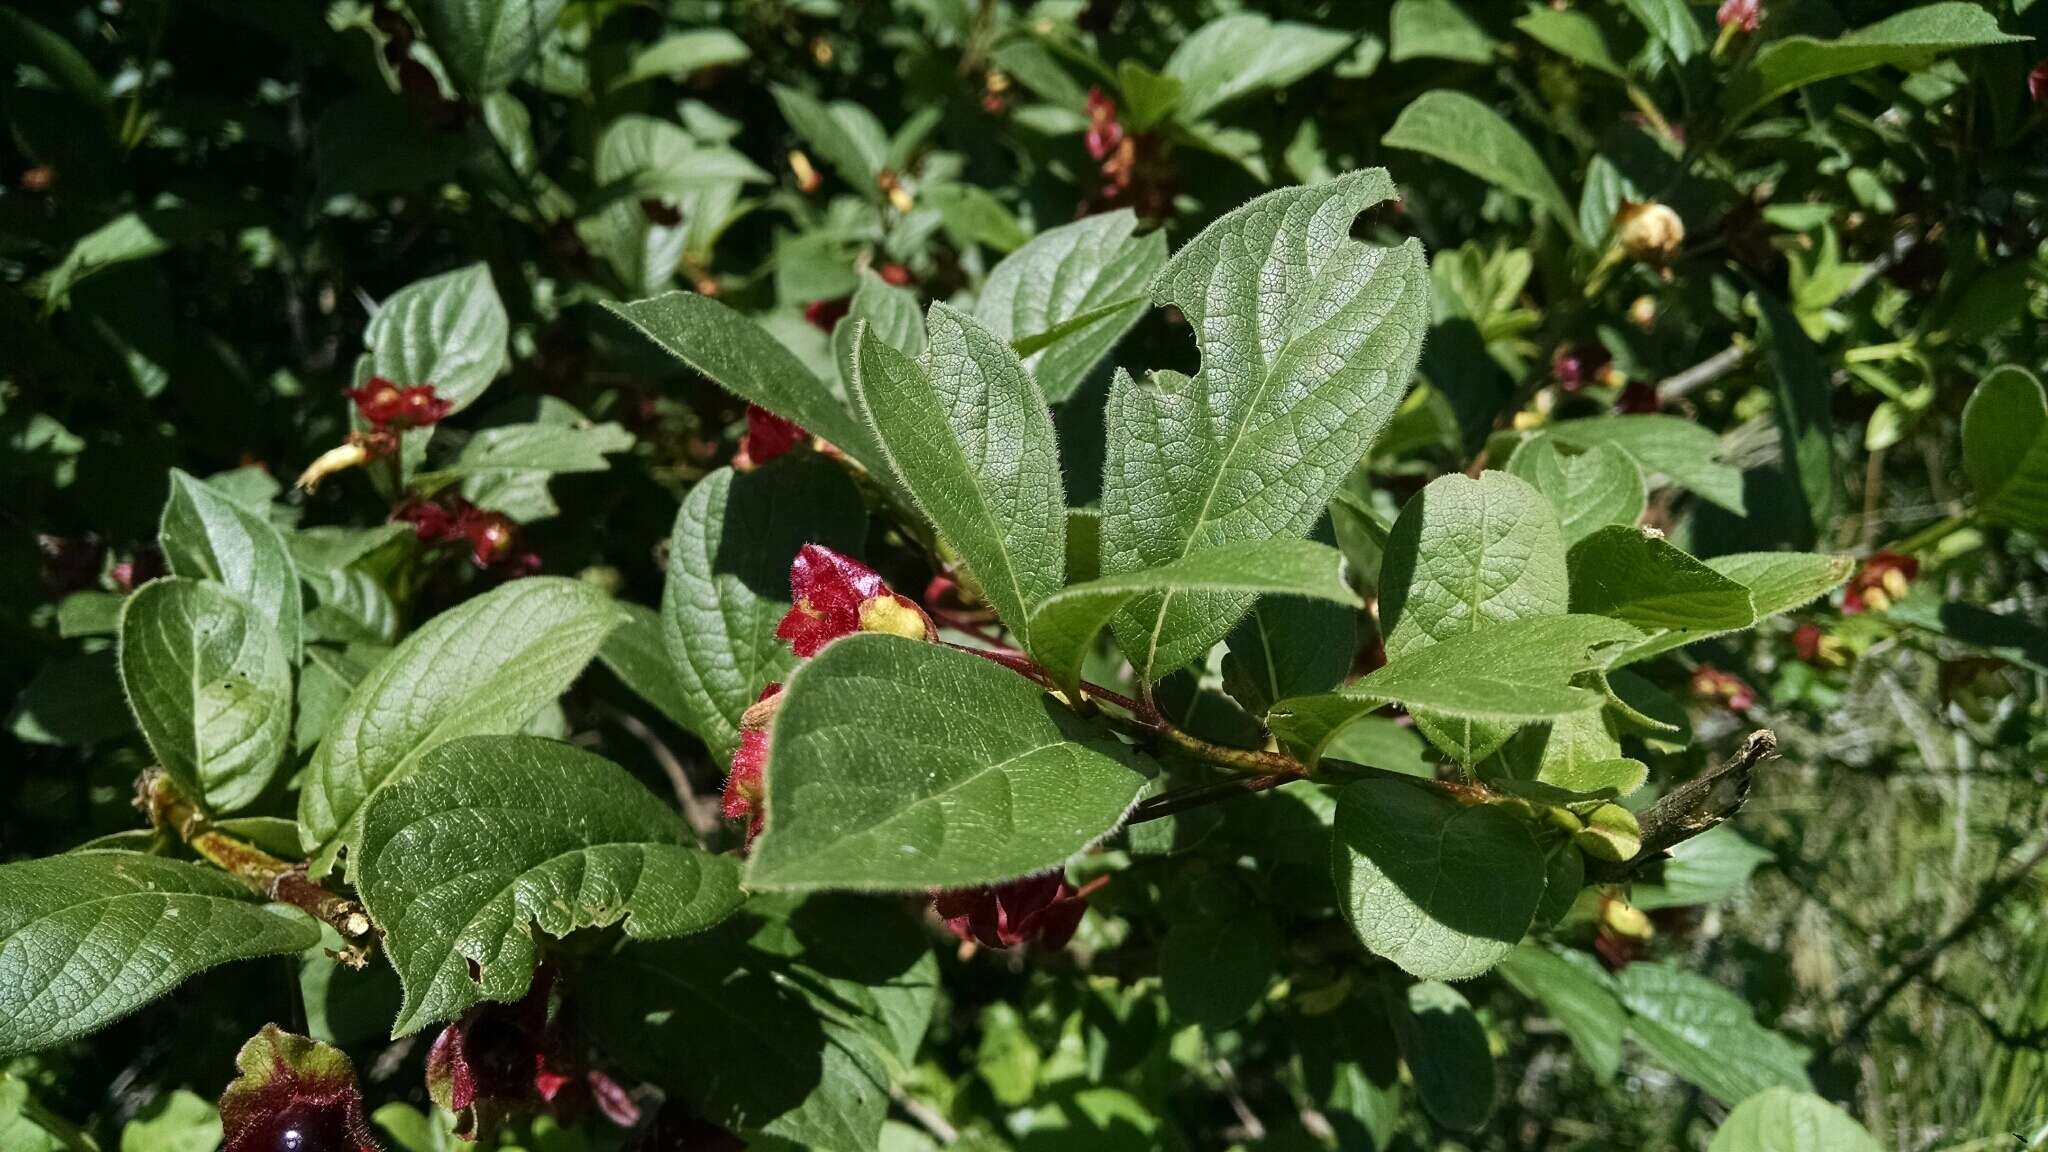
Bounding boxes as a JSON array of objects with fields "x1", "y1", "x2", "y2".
[{"x1": 139, "y1": 771, "x2": 375, "y2": 948}]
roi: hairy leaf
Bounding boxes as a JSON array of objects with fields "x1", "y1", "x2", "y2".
[
  {"x1": 364, "y1": 263, "x2": 509, "y2": 415},
  {"x1": 1029, "y1": 539, "x2": 1359, "y2": 695},
  {"x1": 1567, "y1": 525, "x2": 1755, "y2": 632},
  {"x1": 119, "y1": 578, "x2": 292, "y2": 811},
  {"x1": 298, "y1": 577, "x2": 626, "y2": 874},
  {"x1": 1333, "y1": 778, "x2": 1547, "y2": 980},
  {"x1": 1506, "y1": 439, "x2": 1646, "y2": 544},
  {"x1": 973, "y1": 212, "x2": 1167, "y2": 402},
  {"x1": 160, "y1": 469, "x2": 302, "y2": 661},
  {"x1": 660, "y1": 459, "x2": 866, "y2": 758},
  {"x1": 0, "y1": 853, "x2": 318, "y2": 1056},
  {"x1": 745, "y1": 634, "x2": 1148, "y2": 890},
  {"x1": 851, "y1": 305, "x2": 1066, "y2": 644},
  {"x1": 1615, "y1": 550, "x2": 1853, "y2": 665},
  {"x1": 1542, "y1": 415, "x2": 1746, "y2": 513},
  {"x1": 1383, "y1": 91, "x2": 1579, "y2": 239},
  {"x1": 356, "y1": 736, "x2": 741, "y2": 1034},
  {"x1": 1723, "y1": 3, "x2": 2024, "y2": 127},
  {"x1": 1101, "y1": 171, "x2": 1428, "y2": 679}
]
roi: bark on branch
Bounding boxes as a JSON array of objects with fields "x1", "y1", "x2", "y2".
[{"x1": 1586, "y1": 729, "x2": 1778, "y2": 883}]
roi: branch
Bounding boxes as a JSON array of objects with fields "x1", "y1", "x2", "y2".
[
  {"x1": 1838, "y1": 833, "x2": 2048, "y2": 1044},
  {"x1": 607, "y1": 705, "x2": 722, "y2": 843},
  {"x1": 1655, "y1": 343, "x2": 1747, "y2": 404},
  {"x1": 139, "y1": 771, "x2": 375, "y2": 963},
  {"x1": 1586, "y1": 730, "x2": 1777, "y2": 883}
]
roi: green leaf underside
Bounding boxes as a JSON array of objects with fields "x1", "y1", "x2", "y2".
[
  {"x1": 1269, "y1": 615, "x2": 1640, "y2": 764},
  {"x1": 606, "y1": 291, "x2": 880, "y2": 471},
  {"x1": 1722, "y1": 4, "x2": 2025, "y2": 127},
  {"x1": 160, "y1": 470, "x2": 303, "y2": 661},
  {"x1": 356, "y1": 736, "x2": 741, "y2": 1035},
  {"x1": 0, "y1": 853, "x2": 318, "y2": 1056},
  {"x1": 1028, "y1": 539, "x2": 1359, "y2": 694},
  {"x1": 363, "y1": 262, "x2": 510, "y2": 414},
  {"x1": 1333, "y1": 778, "x2": 1547, "y2": 981},
  {"x1": 1498, "y1": 944, "x2": 1626, "y2": 1081},
  {"x1": 1962, "y1": 366, "x2": 2048, "y2": 535},
  {"x1": 1567, "y1": 525, "x2": 1755, "y2": 631},
  {"x1": 1102, "y1": 170, "x2": 1429, "y2": 680},
  {"x1": 1708, "y1": 1087, "x2": 1882, "y2": 1152},
  {"x1": 1618, "y1": 961, "x2": 1814, "y2": 1105},
  {"x1": 745, "y1": 634, "x2": 1149, "y2": 891},
  {"x1": 972, "y1": 211, "x2": 1168, "y2": 402},
  {"x1": 852, "y1": 305, "x2": 1066, "y2": 645},
  {"x1": 1507, "y1": 439, "x2": 1646, "y2": 544},
  {"x1": 119, "y1": 578, "x2": 292, "y2": 812},
  {"x1": 299, "y1": 577, "x2": 625, "y2": 875},
  {"x1": 661, "y1": 460, "x2": 867, "y2": 759},
  {"x1": 1379, "y1": 471, "x2": 1570, "y2": 762},
  {"x1": 582, "y1": 893, "x2": 937, "y2": 1151}
]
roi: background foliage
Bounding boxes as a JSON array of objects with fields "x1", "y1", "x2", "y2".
[{"x1": 3, "y1": 0, "x2": 2046, "y2": 1149}]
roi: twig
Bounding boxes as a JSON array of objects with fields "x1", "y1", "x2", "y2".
[
  {"x1": 610, "y1": 706, "x2": 722, "y2": 842},
  {"x1": 890, "y1": 1086, "x2": 958, "y2": 1144},
  {"x1": 1125, "y1": 773, "x2": 1297, "y2": 825},
  {"x1": 1586, "y1": 730, "x2": 1778, "y2": 883},
  {"x1": 1214, "y1": 1058, "x2": 1267, "y2": 1141},
  {"x1": 1838, "y1": 834, "x2": 2048, "y2": 1045},
  {"x1": 139, "y1": 771, "x2": 375, "y2": 962},
  {"x1": 1655, "y1": 343, "x2": 1747, "y2": 404}
]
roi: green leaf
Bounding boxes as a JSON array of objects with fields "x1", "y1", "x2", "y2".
[
  {"x1": 1383, "y1": 92, "x2": 1580, "y2": 240},
  {"x1": 1161, "y1": 881, "x2": 1280, "y2": 1031},
  {"x1": 1722, "y1": 3, "x2": 2025, "y2": 128},
  {"x1": 1618, "y1": 962, "x2": 1813, "y2": 1105},
  {"x1": 357, "y1": 735, "x2": 741, "y2": 1035},
  {"x1": 1509, "y1": 438, "x2": 1647, "y2": 546},
  {"x1": 0, "y1": 853, "x2": 318, "y2": 1056},
  {"x1": 582, "y1": 893, "x2": 937, "y2": 1152},
  {"x1": 1499, "y1": 945, "x2": 1627, "y2": 1081},
  {"x1": 1333, "y1": 778, "x2": 1547, "y2": 980},
  {"x1": 1100, "y1": 171, "x2": 1428, "y2": 679},
  {"x1": 772, "y1": 85, "x2": 887, "y2": 190},
  {"x1": 119, "y1": 578, "x2": 293, "y2": 812},
  {"x1": 0, "y1": 1076, "x2": 68, "y2": 1152},
  {"x1": 1115, "y1": 61, "x2": 1182, "y2": 132},
  {"x1": 1162, "y1": 13, "x2": 1352, "y2": 121},
  {"x1": 364, "y1": 263, "x2": 510, "y2": 415},
  {"x1": 973, "y1": 211, "x2": 1168, "y2": 403},
  {"x1": 1379, "y1": 471, "x2": 1571, "y2": 762},
  {"x1": 835, "y1": 272, "x2": 926, "y2": 387},
  {"x1": 584, "y1": 115, "x2": 765, "y2": 294},
  {"x1": 1269, "y1": 615, "x2": 1639, "y2": 764},
  {"x1": 606, "y1": 291, "x2": 880, "y2": 472},
  {"x1": 1755, "y1": 291, "x2": 1837, "y2": 539},
  {"x1": 1028, "y1": 540, "x2": 1359, "y2": 696},
  {"x1": 1568, "y1": 525, "x2": 1755, "y2": 632},
  {"x1": 1543, "y1": 415, "x2": 1747, "y2": 514},
  {"x1": 615, "y1": 29, "x2": 750, "y2": 89},
  {"x1": 160, "y1": 469, "x2": 302, "y2": 661},
  {"x1": 120, "y1": 1090, "x2": 220, "y2": 1152},
  {"x1": 1606, "y1": 549, "x2": 1850, "y2": 666},
  {"x1": 1962, "y1": 366, "x2": 2048, "y2": 535},
  {"x1": 660, "y1": 460, "x2": 866, "y2": 758},
  {"x1": 1391, "y1": 981, "x2": 1498, "y2": 1131},
  {"x1": 744, "y1": 634, "x2": 1148, "y2": 891},
  {"x1": 1515, "y1": 9, "x2": 1626, "y2": 78},
  {"x1": 1630, "y1": 824, "x2": 1775, "y2": 910},
  {"x1": 1709, "y1": 1087, "x2": 1881, "y2": 1152},
  {"x1": 596, "y1": 603, "x2": 697, "y2": 732},
  {"x1": 10, "y1": 652, "x2": 131, "y2": 748},
  {"x1": 1389, "y1": 0, "x2": 1498, "y2": 64},
  {"x1": 411, "y1": 0, "x2": 564, "y2": 94},
  {"x1": 1221, "y1": 593, "x2": 1356, "y2": 717},
  {"x1": 851, "y1": 305, "x2": 1066, "y2": 644},
  {"x1": 924, "y1": 183, "x2": 1031, "y2": 254},
  {"x1": 1623, "y1": 0, "x2": 1705, "y2": 61},
  {"x1": 298, "y1": 577, "x2": 626, "y2": 874}
]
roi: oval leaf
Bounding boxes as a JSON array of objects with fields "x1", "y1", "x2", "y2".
[{"x1": 160, "y1": 469, "x2": 302, "y2": 661}]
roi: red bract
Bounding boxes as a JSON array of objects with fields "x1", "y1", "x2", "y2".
[
  {"x1": 878, "y1": 262, "x2": 915, "y2": 287},
  {"x1": 1690, "y1": 664, "x2": 1756, "y2": 712},
  {"x1": 220, "y1": 1025, "x2": 383, "y2": 1152},
  {"x1": 804, "y1": 296, "x2": 852, "y2": 332},
  {"x1": 723, "y1": 684, "x2": 782, "y2": 845},
  {"x1": 1084, "y1": 88, "x2": 1124, "y2": 162},
  {"x1": 394, "y1": 498, "x2": 531, "y2": 571},
  {"x1": 2032, "y1": 59, "x2": 2048, "y2": 104},
  {"x1": 1614, "y1": 381, "x2": 1661, "y2": 414},
  {"x1": 345, "y1": 377, "x2": 453, "y2": 429},
  {"x1": 426, "y1": 969, "x2": 638, "y2": 1142},
  {"x1": 935, "y1": 873, "x2": 1090, "y2": 950},
  {"x1": 777, "y1": 543, "x2": 934, "y2": 656},
  {"x1": 1717, "y1": 0, "x2": 1761, "y2": 32},
  {"x1": 737, "y1": 406, "x2": 806, "y2": 470},
  {"x1": 1843, "y1": 551, "x2": 1917, "y2": 614}
]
